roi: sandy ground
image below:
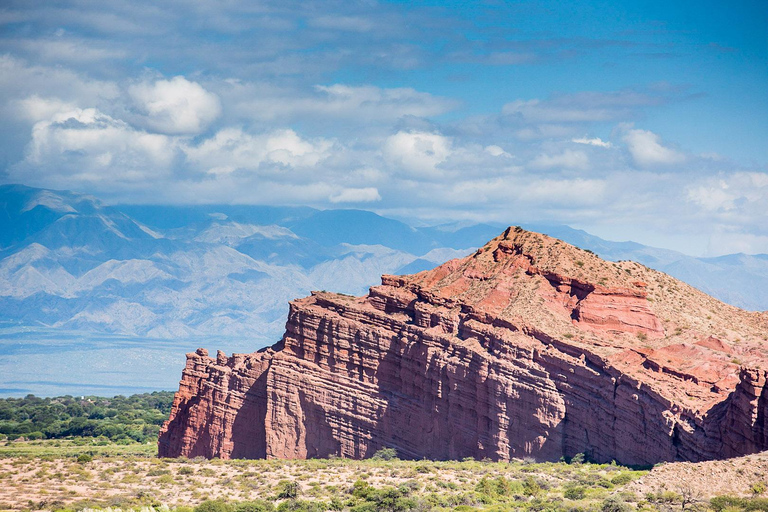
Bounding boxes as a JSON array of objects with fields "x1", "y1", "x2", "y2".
[{"x1": 627, "y1": 452, "x2": 768, "y2": 499}]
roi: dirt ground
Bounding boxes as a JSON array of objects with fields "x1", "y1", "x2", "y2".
[{"x1": 627, "y1": 452, "x2": 768, "y2": 499}]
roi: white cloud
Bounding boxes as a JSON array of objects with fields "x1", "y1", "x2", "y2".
[
  {"x1": 572, "y1": 136, "x2": 612, "y2": 148},
  {"x1": 329, "y1": 187, "x2": 381, "y2": 203},
  {"x1": 13, "y1": 107, "x2": 175, "y2": 186},
  {"x1": 383, "y1": 131, "x2": 452, "y2": 176},
  {"x1": 484, "y1": 145, "x2": 511, "y2": 157},
  {"x1": 623, "y1": 128, "x2": 685, "y2": 167},
  {"x1": 0, "y1": 54, "x2": 119, "y2": 109},
  {"x1": 129, "y1": 76, "x2": 221, "y2": 135},
  {"x1": 184, "y1": 128, "x2": 333, "y2": 174},
  {"x1": 687, "y1": 172, "x2": 768, "y2": 213},
  {"x1": 15, "y1": 95, "x2": 78, "y2": 122},
  {"x1": 530, "y1": 149, "x2": 589, "y2": 170}
]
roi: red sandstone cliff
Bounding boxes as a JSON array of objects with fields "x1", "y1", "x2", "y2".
[{"x1": 159, "y1": 227, "x2": 768, "y2": 464}]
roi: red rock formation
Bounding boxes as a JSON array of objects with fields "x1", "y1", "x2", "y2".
[{"x1": 159, "y1": 227, "x2": 768, "y2": 464}]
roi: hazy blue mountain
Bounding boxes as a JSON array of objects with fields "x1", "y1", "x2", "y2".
[
  {"x1": 287, "y1": 209, "x2": 438, "y2": 254},
  {"x1": 1, "y1": 184, "x2": 767, "y2": 396},
  {"x1": 116, "y1": 204, "x2": 317, "y2": 230}
]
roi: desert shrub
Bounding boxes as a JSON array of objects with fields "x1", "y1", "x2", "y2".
[
  {"x1": 352, "y1": 479, "x2": 372, "y2": 499},
  {"x1": 610, "y1": 473, "x2": 637, "y2": 486},
  {"x1": 601, "y1": 496, "x2": 632, "y2": 512},
  {"x1": 710, "y1": 496, "x2": 744, "y2": 512},
  {"x1": 523, "y1": 476, "x2": 543, "y2": 497},
  {"x1": 745, "y1": 498, "x2": 768, "y2": 511},
  {"x1": 564, "y1": 486, "x2": 586, "y2": 500},
  {"x1": 370, "y1": 447, "x2": 398, "y2": 461},
  {"x1": 235, "y1": 500, "x2": 275, "y2": 512},
  {"x1": 76, "y1": 454, "x2": 93, "y2": 463},
  {"x1": 277, "y1": 481, "x2": 300, "y2": 499},
  {"x1": 195, "y1": 500, "x2": 232, "y2": 512},
  {"x1": 276, "y1": 500, "x2": 325, "y2": 512},
  {"x1": 570, "y1": 453, "x2": 586, "y2": 464}
]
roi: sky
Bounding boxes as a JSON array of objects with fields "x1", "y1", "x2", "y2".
[{"x1": 0, "y1": 0, "x2": 766, "y2": 257}]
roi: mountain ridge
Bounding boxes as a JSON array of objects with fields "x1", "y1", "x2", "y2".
[{"x1": 158, "y1": 226, "x2": 768, "y2": 464}]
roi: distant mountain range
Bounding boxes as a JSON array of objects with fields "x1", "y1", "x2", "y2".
[{"x1": 1, "y1": 184, "x2": 766, "y2": 343}]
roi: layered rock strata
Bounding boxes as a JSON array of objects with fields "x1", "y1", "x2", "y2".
[{"x1": 159, "y1": 227, "x2": 768, "y2": 464}]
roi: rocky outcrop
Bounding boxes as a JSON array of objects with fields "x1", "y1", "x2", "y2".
[{"x1": 159, "y1": 227, "x2": 768, "y2": 464}]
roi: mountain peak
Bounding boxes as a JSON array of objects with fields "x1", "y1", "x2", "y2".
[{"x1": 377, "y1": 227, "x2": 767, "y2": 366}]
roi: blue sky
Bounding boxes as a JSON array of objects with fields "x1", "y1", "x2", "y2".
[{"x1": 0, "y1": 0, "x2": 766, "y2": 256}]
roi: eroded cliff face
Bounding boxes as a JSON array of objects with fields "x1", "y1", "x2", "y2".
[{"x1": 159, "y1": 227, "x2": 768, "y2": 464}]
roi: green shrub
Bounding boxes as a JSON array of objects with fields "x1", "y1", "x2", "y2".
[
  {"x1": 352, "y1": 479, "x2": 371, "y2": 499},
  {"x1": 370, "y1": 447, "x2": 398, "y2": 461},
  {"x1": 277, "y1": 481, "x2": 300, "y2": 500},
  {"x1": 76, "y1": 454, "x2": 92, "y2": 463},
  {"x1": 276, "y1": 500, "x2": 325, "y2": 512},
  {"x1": 745, "y1": 498, "x2": 768, "y2": 511},
  {"x1": 710, "y1": 496, "x2": 743, "y2": 512},
  {"x1": 522, "y1": 476, "x2": 542, "y2": 497},
  {"x1": 570, "y1": 453, "x2": 586, "y2": 464},
  {"x1": 564, "y1": 486, "x2": 586, "y2": 500},
  {"x1": 601, "y1": 496, "x2": 632, "y2": 512},
  {"x1": 235, "y1": 500, "x2": 275, "y2": 512},
  {"x1": 195, "y1": 500, "x2": 232, "y2": 512},
  {"x1": 610, "y1": 473, "x2": 636, "y2": 486}
]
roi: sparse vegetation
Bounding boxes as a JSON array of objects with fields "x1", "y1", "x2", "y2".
[{"x1": 0, "y1": 440, "x2": 653, "y2": 511}]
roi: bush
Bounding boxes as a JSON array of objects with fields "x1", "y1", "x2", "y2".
[
  {"x1": 564, "y1": 486, "x2": 586, "y2": 500},
  {"x1": 370, "y1": 447, "x2": 398, "y2": 461},
  {"x1": 352, "y1": 480, "x2": 371, "y2": 499},
  {"x1": 710, "y1": 496, "x2": 744, "y2": 512},
  {"x1": 611, "y1": 473, "x2": 636, "y2": 486},
  {"x1": 570, "y1": 453, "x2": 586, "y2": 464},
  {"x1": 745, "y1": 498, "x2": 768, "y2": 511},
  {"x1": 76, "y1": 454, "x2": 92, "y2": 463},
  {"x1": 277, "y1": 481, "x2": 300, "y2": 500},
  {"x1": 522, "y1": 476, "x2": 542, "y2": 497},
  {"x1": 235, "y1": 500, "x2": 275, "y2": 512},
  {"x1": 601, "y1": 496, "x2": 632, "y2": 512},
  {"x1": 276, "y1": 501, "x2": 325, "y2": 512},
  {"x1": 195, "y1": 500, "x2": 232, "y2": 512}
]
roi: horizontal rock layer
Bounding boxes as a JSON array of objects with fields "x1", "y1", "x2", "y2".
[{"x1": 159, "y1": 227, "x2": 768, "y2": 464}]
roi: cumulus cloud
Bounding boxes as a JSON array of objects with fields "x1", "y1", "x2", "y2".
[
  {"x1": 15, "y1": 95, "x2": 78, "y2": 122},
  {"x1": 12, "y1": 107, "x2": 175, "y2": 186},
  {"x1": 530, "y1": 149, "x2": 589, "y2": 170},
  {"x1": 383, "y1": 131, "x2": 452, "y2": 176},
  {"x1": 687, "y1": 172, "x2": 768, "y2": 214},
  {"x1": 129, "y1": 76, "x2": 221, "y2": 135},
  {"x1": 623, "y1": 128, "x2": 685, "y2": 167},
  {"x1": 184, "y1": 128, "x2": 333, "y2": 175},
  {"x1": 329, "y1": 187, "x2": 381, "y2": 203}
]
